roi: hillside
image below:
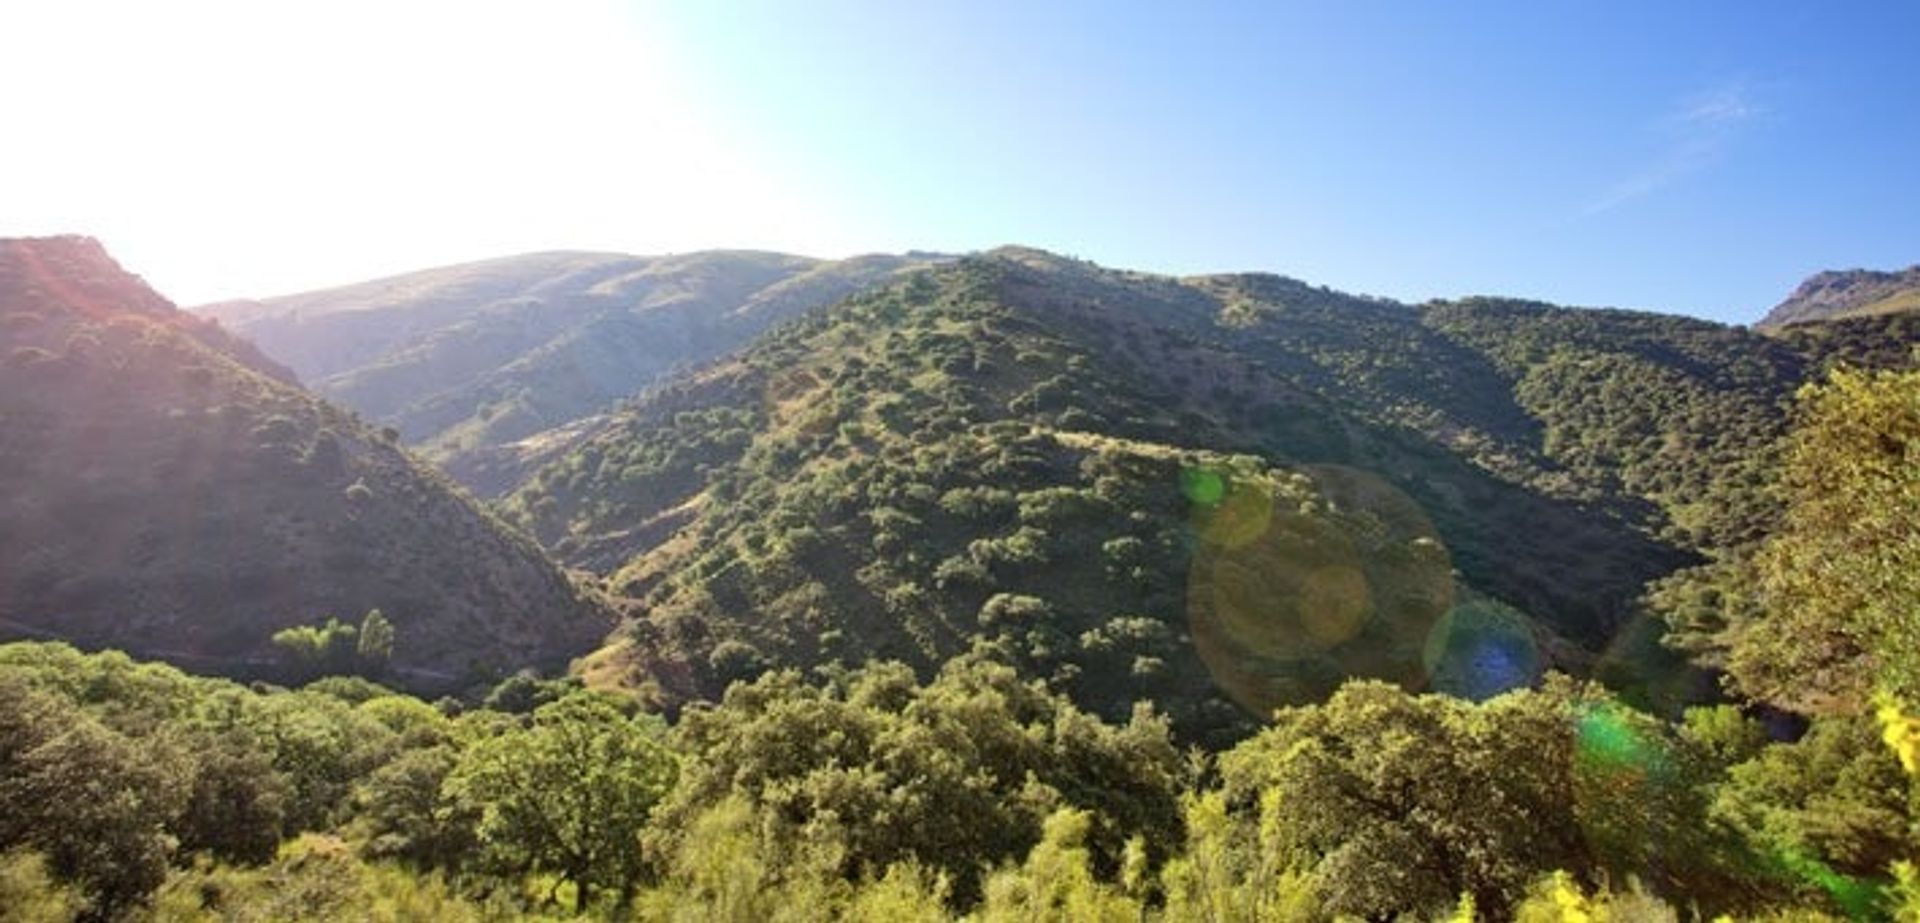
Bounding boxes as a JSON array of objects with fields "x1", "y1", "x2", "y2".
[
  {"x1": 1757, "y1": 264, "x2": 1920, "y2": 328},
  {"x1": 490, "y1": 248, "x2": 1898, "y2": 741},
  {"x1": 9, "y1": 244, "x2": 1920, "y2": 920},
  {"x1": 0, "y1": 236, "x2": 610, "y2": 688},
  {"x1": 201, "y1": 250, "x2": 940, "y2": 493}
]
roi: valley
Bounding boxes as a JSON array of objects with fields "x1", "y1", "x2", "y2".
[{"x1": 7, "y1": 235, "x2": 1920, "y2": 919}]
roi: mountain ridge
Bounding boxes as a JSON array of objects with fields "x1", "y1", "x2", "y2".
[
  {"x1": 0, "y1": 236, "x2": 612, "y2": 688},
  {"x1": 500, "y1": 250, "x2": 1822, "y2": 737},
  {"x1": 197, "y1": 249, "x2": 948, "y2": 494},
  {"x1": 1757, "y1": 264, "x2": 1920, "y2": 327}
]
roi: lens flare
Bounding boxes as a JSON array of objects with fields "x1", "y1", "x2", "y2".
[
  {"x1": 1179, "y1": 466, "x2": 1226, "y2": 506},
  {"x1": 1186, "y1": 462, "x2": 1455, "y2": 715},
  {"x1": 1423, "y1": 598, "x2": 1542, "y2": 701},
  {"x1": 1591, "y1": 610, "x2": 1717, "y2": 717},
  {"x1": 1769, "y1": 848, "x2": 1880, "y2": 918},
  {"x1": 1574, "y1": 703, "x2": 1653, "y2": 773}
]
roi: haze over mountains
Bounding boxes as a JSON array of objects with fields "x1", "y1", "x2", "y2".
[
  {"x1": 0, "y1": 237, "x2": 608, "y2": 686},
  {"x1": 199, "y1": 250, "x2": 943, "y2": 495}
]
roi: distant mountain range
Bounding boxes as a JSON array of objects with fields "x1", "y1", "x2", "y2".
[
  {"x1": 198, "y1": 250, "x2": 945, "y2": 494},
  {"x1": 1757, "y1": 264, "x2": 1920, "y2": 327},
  {"x1": 0, "y1": 237, "x2": 609, "y2": 688}
]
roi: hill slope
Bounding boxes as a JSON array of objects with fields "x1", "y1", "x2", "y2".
[
  {"x1": 497, "y1": 248, "x2": 1882, "y2": 740},
  {"x1": 200, "y1": 250, "x2": 940, "y2": 492},
  {"x1": 1757, "y1": 264, "x2": 1920, "y2": 328},
  {"x1": 0, "y1": 236, "x2": 609, "y2": 687}
]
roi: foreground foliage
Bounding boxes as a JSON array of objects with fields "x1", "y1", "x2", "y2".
[{"x1": 1, "y1": 639, "x2": 1914, "y2": 920}]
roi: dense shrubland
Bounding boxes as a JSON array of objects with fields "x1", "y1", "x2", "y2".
[
  {"x1": 9, "y1": 364, "x2": 1920, "y2": 920},
  {"x1": 13, "y1": 242, "x2": 1920, "y2": 918},
  {"x1": 21, "y1": 346, "x2": 1920, "y2": 921},
  {"x1": 504, "y1": 252, "x2": 1920, "y2": 743},
  {"x1": 508, "y1": 254, "x2": 1788, "y2": 741},
  {"x1": 3, "y1": 635, "x2": 1917, "y2": 920}
]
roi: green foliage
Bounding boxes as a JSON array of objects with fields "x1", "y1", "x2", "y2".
[
  {"x1": 355, "y1": 745, "x2": 478, "y2": 871},
  {"x1": 1215, "y1": 678, "x2": 1759, "y2": 917},
  {"x1": 502, "y1": 249, "x2": 1904, "y2": 746},
  {"x1": 658, "y1": 656, "x2": 1186, "y2": 906},
  {"x1": 150, "y1": 834, "x2": 497, "y2": 923},
  {"x1": 0, "y1": 678, "x2": 186, "y2": 918},
  {"x1": 480, "y1": 671, "x2": 583, "y2": 714},
  {"x1": 173, "y1": 734, "x2": 291, "y2": 864},
  {"x1": 357, "y1": 609, "x2": 396, "y2": 672},
  {"x1": 273, "y1": 610, "x2": 400, "y2": 683},
  {"x1": 272, "y1": 618, "x2": 361, "y2": 681},
  {"x1": 447, "y1": 692, "x2": 678, "y2": 911},
  {"x1": 0, "y1": 641, "x2": 1914, "y2": 920},
  {"x1": 1712, "y1": 714, "x2": 1916, "y2": 892},
  {"x1": 1744, "y1": 367, "x2": 1920, "y2": 708},
  {"x1": 1679, "y1": 704, "x2": 1772, "y2": 768},
  {"x1": 1423, "y1": 297, "x2": 1801, "y2": 549},
  {"x1": 1510, "y1": 871, "x2": 1682, "y2": 923},
  {"x1": 1158, "y1": 790, "x2": 1317, "y2": 922},
  {"x1": 1657, "y1": 366, "x2": 1920, "y2": 714},
  {"x1": 976, "y1": 809, "x2": 1142, "y2": 922},
  {"x1": 0, "y1": 850, "x2": 84, "y2": 923}
]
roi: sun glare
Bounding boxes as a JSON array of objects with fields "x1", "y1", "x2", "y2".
[{"x1": 0, "y1": 0, "x2": 856, "y2": 303}]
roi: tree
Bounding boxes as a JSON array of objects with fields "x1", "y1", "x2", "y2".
[
  {"x1": 0, "y1": 850, "x2": 84, "y2": 923},
  {"x1": 173, "y1": 732, "x2": 289, "y2": 864},
  {"x1": 356, "y1": 609, "x2": 396, "y2": 674},
  {"x1": 977, "y1": 809, "x2": 1142, "y2": 922},
  {"x1": 1712, "y1": 714, "x2": 1914, "y2": 899},
  {"x1": 1215, "y1": 679, "x2": 1759, "y2": 918},
  {"x1": 447, "y1": 692, "x2": 677, "y2": 911},
  {"x1": 271, "y1": 617, "x2": 358, "y2": 682},
  {"x1": 0, "y1": 680, "x2": 187, "y2": 918},
  {"x1": 656, "y1": 655, "x2": 1186, "y2": 908},
  {"x1": 356, "y1": 744, "x2": 479, "y2": 871},
  {"x1": 1735, "y1": 367, "x2": 1920, "y2": 710},
  {"x1": 271, "y1": 610, "x2": 395, "y2": 682}
]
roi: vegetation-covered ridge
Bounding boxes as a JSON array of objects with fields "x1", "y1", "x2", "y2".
[
  {"x1": 199, "y1": 249, "x2": 943, "y2": 495},
  {"x1": 0, "y1": 236, "x2": 610, "y2": 688},
  {"x1": 10, "y1": 245, "x2": 1920, "y2": 920},
  {"x1": 505, "y1": 248, "x2": 1919, "y2": 737}
]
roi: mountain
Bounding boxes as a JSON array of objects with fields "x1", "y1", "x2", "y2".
[
  {"x1": 0, "y1": 236, "x2": 610, "y2": 688},
  {"x1": 200, "y1": 249, "x2": 942, "y2": 494},
  {"x1": 1757, "y1": 264, "x2": 1920, "y2": 327},
  {"x1": 495, "y1": 247, "x2": 1910, "y2": 742}
]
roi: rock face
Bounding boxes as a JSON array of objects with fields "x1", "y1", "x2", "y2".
[
  {"x1": 0, "y1": 236, "x2": 610, "y2": 689},
  {"x1": 200, "y1": 250, "x2": 942, "y2": 494},
  {"x1": 1757, "y1": 265, "x2": 1920, "y2": 328}
]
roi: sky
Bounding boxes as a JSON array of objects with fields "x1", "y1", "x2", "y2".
[{"x1": 2, "y1": 1, "x2": 1916, "y2": 323}]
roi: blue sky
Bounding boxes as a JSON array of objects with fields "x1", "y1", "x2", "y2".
[{"x1": 3, "y1": 1, "x2": 1916, "y2": 322}]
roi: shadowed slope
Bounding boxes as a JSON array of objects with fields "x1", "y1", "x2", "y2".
[{"x1": 0, "y1": 237, "x2": 610, "y2": 689}]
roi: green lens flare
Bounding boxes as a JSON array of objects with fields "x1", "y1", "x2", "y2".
[
  {"x1": 1772, "y1": 848, "x2": 1881, "y2": 919},
  {"x1": 1180, "y1": 467, "x2": 1226, "y2": 506},
  {"x1": 1575, "y1": 704, "x2": 1649, "y2": 771}
]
